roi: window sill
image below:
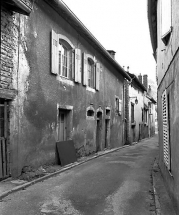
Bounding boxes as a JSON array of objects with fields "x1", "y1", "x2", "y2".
[
  {"x1": 57, "y1": 75, "x2": 74, "y2": 86},
  {"x1": 131, "y1": 121, "x2": 136, "y2": 127},
  {"x1": 86, "y1": 116, "x2": 95, "y2": 120},
  {"x1": 86, "y1": 86, "x2": 96, "y2": 93}
]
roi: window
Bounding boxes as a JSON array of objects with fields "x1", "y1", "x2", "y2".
[
  {"x1": 51, "y1": 30, "x2": 81, "y2": 83},
  {"x1": 161, "y1": 0, "x2": 172, "y2": 45},
  {"x1": 144, "y1": 109, "x2": 148, "y2": 124},
  {"x1": 59, "y1": 44, "x2": 73, "y2": 79},
  {"x1": 131, "y1": 103, "x2": 134, "y2": 123},
  {"x1": 115, "y1": 97, "x2": 122, "y2": 115},
  {"x1": 86, "y1": 105, "x2": 95, "y2": 119},
  {"x1": 87, "y1": 59, "x2": 95, "y2": 88},
  {"x1": 115, "y1": 97, "x2": 119, "y2": 114},
  {"x1": 82, "y1": 53, "x2": 100, "y2": 90}
]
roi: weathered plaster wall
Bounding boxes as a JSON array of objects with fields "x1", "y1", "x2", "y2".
[
  {"x1": 156, "y1": 0, "x2": 179, "y2": 213},
  {"x1": 9, "y1": 0, "x2": 125, "y2": 176},
  {"x1": 157, "y1": 0, "x2": 179, "y2": 85},
  {"x1": 158, "y1": 50, "x2": 179, "y2": 213}
]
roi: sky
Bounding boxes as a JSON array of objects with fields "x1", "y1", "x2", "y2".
[{"x1": 62, "y1": 0, "x2": 157, "y2": 81}]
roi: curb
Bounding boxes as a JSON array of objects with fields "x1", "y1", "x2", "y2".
[{"x1": 0, "y1": 144, "x2": 130, "y2": 200}]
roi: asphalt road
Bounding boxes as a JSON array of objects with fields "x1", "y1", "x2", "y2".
[{"x1": 1, "y1": 136, "x2": 158, "y2": 215}]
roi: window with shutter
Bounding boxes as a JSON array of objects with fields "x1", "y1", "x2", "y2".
[
  {"x1": 87, "y1": 58, "x2": 95, "y2": 88},
  {"x1": 162, "y1": 90, "x2": 171, "y2": 170},
  {"x1": 51, "y1": 31, "x2": 75, "y2": 80}
]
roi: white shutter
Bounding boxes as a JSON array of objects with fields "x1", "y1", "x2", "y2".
[
  {"x1": 75, "y1": 48, "x2": 81, "y2": 83},
  {"x1": 119, "y1": 99, "x2": 122, "y2": 115},
  {"x1": 96, "y1": 62, "x2": 100, "y2": 90},
  {"x1": 51, "y1": 30, "x2": 59, "y2": 74},
  {"x1": 162, "y1": 90, "x2": 170, "y2": 169},
  {"x1": 83, "y1": 53, "x2": 87, "y2": 86}
]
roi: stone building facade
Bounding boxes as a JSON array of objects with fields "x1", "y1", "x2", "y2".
[{"x1": 0, "y1": 0, "x2": 131, "y2": 178}]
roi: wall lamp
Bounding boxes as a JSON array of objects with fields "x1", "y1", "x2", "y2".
[{"x1": 129, "y1": 96, "x2": 138, "y2": 105}]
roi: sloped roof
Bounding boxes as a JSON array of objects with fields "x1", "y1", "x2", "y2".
[{"x1": 127, "y1": 72, "x2": 147, "y2": 92}]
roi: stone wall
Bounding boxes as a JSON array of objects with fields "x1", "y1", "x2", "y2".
[{"x1": 0, "y1": 7, "x2": 18, "y2": 91}]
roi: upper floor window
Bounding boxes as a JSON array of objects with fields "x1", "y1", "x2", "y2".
[
  {"x1": 115, "y1": 96, "x2": 122, "y2": 116},
  {"x1": 51, "y1": 30, "x2": 81, "y2": 83},
  {"x1": 87, "y1": 58, "x2": 95, "y2": 88},
  {"x1": 161, "y1": 0, "x2": 172, "y2": 45},
  {"x1": 59, "y1": 44, "x2": 73, "y2": 79},
  {"x1": 82, "y1": 53, "x2": 100, "y2": 91}
]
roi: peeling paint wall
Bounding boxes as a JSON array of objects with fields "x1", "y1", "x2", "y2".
[{"x1": 1, "y1": 0, "x2": 126, "y2": 177}]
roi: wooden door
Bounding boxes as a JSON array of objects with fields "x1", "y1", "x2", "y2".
[
  {"x1": 105, "y1": 119, "x2": 110, "y2": 148},
  {"x1": 58, "y1": 111, "x2": 67, "y2": 142},
  {"x1": 96, "y1": 112, "x2": 102, "y2": 152},
  {"x1": 0, "y1": 99, "x2": 10, "y2": 180}
]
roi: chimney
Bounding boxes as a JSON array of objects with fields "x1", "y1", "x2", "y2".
[
  {"x1": 107, "y1": 50, "x2": 116, "y2": 59},
  {"x1": 143, "y1": 74, "x2": 148, "y2": 90},
  {"x1": 138, "y1": 73, "x2": 142, "y2": 84}
]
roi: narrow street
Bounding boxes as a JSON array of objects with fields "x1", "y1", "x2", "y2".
[{"x1": 0, "y1": 136, "x2": 160, "y2": 215}]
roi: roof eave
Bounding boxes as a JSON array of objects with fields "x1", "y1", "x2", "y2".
[{"x1": 147, "y1": 0, "x2": 158, "y2": 61}]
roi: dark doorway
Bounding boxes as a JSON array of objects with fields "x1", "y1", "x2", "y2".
[
  {"x1": 105, "y1": 119, "x2": 110, "y2": 149},
  {"x1": 96, "y1": 111, "x2": 102, "y2": 152},
  {"x1": 0, "y1": 99, "x2": 10, "y2": 180},
  {"x1": 58, "y1": 110, "x2": 67, "y2": 142}
]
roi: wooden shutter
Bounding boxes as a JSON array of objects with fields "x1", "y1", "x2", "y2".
[
  {"x1": 162, "y1": 90, "x2": 170, "y2": 169},
  {"x1": 119, "y1": 99, "x2": 122, "y2": 115},
  {"x1": 95, "y1": 62, "x2": 100, "y2": 90},
  {"x1": 75, "y1": 48, "x2": 81, "y2": 83},
  {"x1": 82, "y1": 53, "x2": 87, "y2": 85},
  {"x1": 51, "y1": 30, "x2": 59, "y2": 74},
  {"x1": 71, "y1": 49, "x2": 75, "y2": 80}
]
